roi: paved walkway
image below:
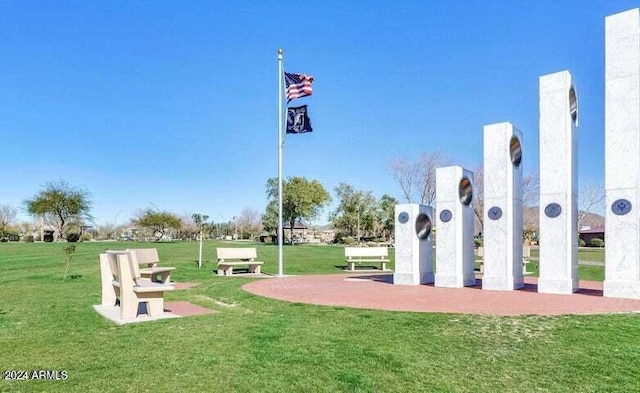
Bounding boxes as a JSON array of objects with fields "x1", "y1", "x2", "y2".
[{"x1": 243, "y1": 274, "x2": 640, "y2": 316}]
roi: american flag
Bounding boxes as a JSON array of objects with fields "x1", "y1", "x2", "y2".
[{"x1": 284, "y1": 72, "x2": 314, "y2": 102}]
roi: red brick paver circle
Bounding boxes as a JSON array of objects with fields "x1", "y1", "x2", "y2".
[{"x1": 242, "y1": 274, "x2": 640, "y2": 315}]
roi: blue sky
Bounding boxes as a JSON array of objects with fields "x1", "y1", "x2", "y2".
[{"x1": 1, "y1": 1, "x2": 636, "y2": 226}]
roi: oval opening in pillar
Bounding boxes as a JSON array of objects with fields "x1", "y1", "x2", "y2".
[
  {"x1": 510, "y1": 136, "x2": 522, "y2": 167},
  {"x1": 415, "y1": 213, "x2": 431, "y2": 240},
  {"x1": 458, "y1": 177, "x2": 473, "y2": 206},
  {"x1": 569, "y1": 86, "x2": 578, "y2": 126}
]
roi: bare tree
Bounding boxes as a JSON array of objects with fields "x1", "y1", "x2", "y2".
[
  {"x1": 237, "y1": 208, "x2": 262, "y2": 240},
  {"x1": 418, "y1": 151, "x2": 450, "y2": 205},
  {"x1": 180, "y1": 213, "x2": 199, "y2": 240},
  {"x1": 388, "y1": 157, "x2": 416, "y2": 203},
  {"x1": 388, "y1": 150, "x2": 450, "y2": 206},
  {"x1": 473, "y1": 166, "x2": 484, "y2": 234},
  {"x1": 0, "y1": 205, "x2": 17, "y2": 234},
  {"x1": 578, "y1": 183, "x2": 605, "y2": 229},
  {"x1": 523, "y1": 172, "x2": 540, "y2": 207}
]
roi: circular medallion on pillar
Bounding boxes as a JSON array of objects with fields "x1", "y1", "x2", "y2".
[
  {"x1": 611, "y1": 199, "x2": 632, "y2": 216},
  {"x1": 544, "y1": 203, "x2": 562, "y2": 218},
  {"x1": 439, "y1": 209, "x2": 452, "y2": 223},
  {"x1": 488, "y1": 206, "x2": 502, "y2": 221},
  {"x1": 398, "y1": 212, "x2": 409, "y2": 224}
]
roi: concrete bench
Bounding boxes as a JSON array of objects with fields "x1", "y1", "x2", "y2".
[
  {"x1": 344, "y1": 247, "x2": 391, "y2": 271},
  {"x1": 216, "y1": 248, "x2": 264, "y2": 276},
  {"x1": 475, "y1": 246, "x2": 532, "y2": 274},
  {"x1": 100, "y1": 250, "x2": 174, "y2": 319},
  {"x1": 125, "y1": 248, "x2": 175, "y2": 284}
]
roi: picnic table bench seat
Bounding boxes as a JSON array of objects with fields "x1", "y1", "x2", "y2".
[
  {"x1": 216, "y1": 248, "x2": 263, "y2": 276},
  {"x1": 125, "y1": 248, "x2": 176, "y2": 284},
  {"x1": 100, "y1": 250, "x2": 174, "y2": 319},
  {"x1": 344, "y1": 247, "x2": 391, "y2": 271}
]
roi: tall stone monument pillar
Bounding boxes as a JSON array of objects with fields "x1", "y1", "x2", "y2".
[
  {"x1": 482, "y1": 122, "x2": 524, "y2": 291},
  {"x1": 435, "y1": 166, "x2": 476, "y2": 287},
  {"x1": 393, "y1": 204, "x2": 434, "y2": 285},
  {"x1": 538, "y1": 70, "x2": 579, "y2": 294},
  {"x1": 604, "y1": 8, "x2": 640, "y2": 299}
]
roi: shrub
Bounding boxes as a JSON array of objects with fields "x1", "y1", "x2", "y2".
[
  {"x1": 342, "y1": 237, "x2": 356, "y2": 245},
  {"x1": 474, "y1": 238, "x2": 483, "y2": 247},
  {"x1": 2, "y1": 231, "x2": 20, "y2": 241},
  {"x1": 24, "y1": 235, "x2": 34, "y2": 243},
  {"x1": 0, "y1": 237, "x2": 7, "y2": 243},
  {"x1": 589, "y1": 238, "x2": 604, "y2": 248},
  {"x1": 66, "y1": 233, "x2": 80, "y2": 243},
  {"x1": 79, "y1": 232, "x2": 92, "y2": 242},
  {"x1": 578, "y1": 238, "x2": 586, "y2": 247}
]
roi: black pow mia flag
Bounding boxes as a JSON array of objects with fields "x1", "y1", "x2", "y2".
[{"x1": 286, "y1": 105, "x2": 313, "y2": 134}]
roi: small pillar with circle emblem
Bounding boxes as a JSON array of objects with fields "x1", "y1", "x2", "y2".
[{"x1": 435, "y1": 166, "x2": 476, "y2": 287}]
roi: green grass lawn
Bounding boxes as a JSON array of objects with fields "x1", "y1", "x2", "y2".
[
  {"x1": 1, "y1": 241, "x2": 639, "y2": 392},
  {"x1": 527, "y1": 248, "x2": 605, "y2": 281}
]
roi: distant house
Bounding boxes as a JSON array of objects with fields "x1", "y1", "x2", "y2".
[
  {"x1": 31, "y1": 224, "x2": 59, "y2": 241},
  {"x1": 579, "y1": 226, "x2": 605, "y2": 244},
  {"x1": 283, "y1": 221, "x2": 308, "y2": 242},
  {"x1": 260, "y1": 221, "x2": 310, "y2": 243}
]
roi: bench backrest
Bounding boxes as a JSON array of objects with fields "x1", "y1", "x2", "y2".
[
  {"x1": 216, "y1": 247, "x2": 257, "y2": 261},
  {"x1": 106, "y1": 250, "x2": 142, "y2": 283},
  {"x1": 344, "y1": 247, "x2": 388, "y2": 258},
  {"x1": 126, "y1": 248, "x2": 160, "y2": 267},
  {"x1": 99, "y1": 253, "x2": 118, "y2": 306},
  {"x1": 102, "y1": 251, "x2": 139, "y2": 295}
]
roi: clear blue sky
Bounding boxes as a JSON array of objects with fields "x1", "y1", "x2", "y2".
[{"x1": 1, "y1": 1, "x2": 636, "y2": 226}]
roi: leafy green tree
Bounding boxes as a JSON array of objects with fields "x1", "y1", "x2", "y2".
[
  {"x1": 192, "y1": 213, "x2": 209, "y2": 268},
  {"x1": 134, "y1": 209, "x2": 182, "y2": 240},
  {"x1": 24, "y1": 181, "x2": 93, "y2": 240},
  {"x1": 330, "y1": 183, "x2": 378, "y2": 240},
  {"x1": 191, "y1": 213, "x2": 210, "y2": 236},
  {"x1": 378, "y1": 194, "x2": 398, "y2": 241},
  {"x1": 265, "y1": 176, "x2": 331, "y2": 243},
  {"x1": 261, "y1": 200, "x2": 278, "y2": 233}
]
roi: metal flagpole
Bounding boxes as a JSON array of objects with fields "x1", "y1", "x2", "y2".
[{"x1": 277, "y1": 48, "x2": 284, "y2": 277}]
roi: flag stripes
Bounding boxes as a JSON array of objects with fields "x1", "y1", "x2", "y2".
[{"x1": 285, "y1": 72, "x2": 314, "y2": 101}]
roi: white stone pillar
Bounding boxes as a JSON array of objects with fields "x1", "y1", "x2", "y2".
[
  {"x1": 482, "y1": 122, "x2": 524, "y2": 291},
  {"x1": 538, "y1": 70, "x2": 579, "y2": 294},
  {"x1": 435, "y1": 166, "x2": 476, "y2": 287},
  {"x1": 393, "y1": 204, "x2": 434, "y2": 285},
  {"x1": 604, "y1": 8, "x2": 640, "y2": 299}
]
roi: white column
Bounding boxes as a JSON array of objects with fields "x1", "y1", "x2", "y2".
[
  {"x1": 604, "y1": 8, "x2": 640, "y2": 299},
  {"x1": 435, "y1": 166, "x2": 476, "y2": 287},
  {"x1": 538, "y1": 70, "x2": 579, "y2": 294},
  {"x1": 482, "y1": 122, "x2": 524, "y2": 291},
  {"x1": 393, "y1": 204, "x2": 434, "y2": 285}
]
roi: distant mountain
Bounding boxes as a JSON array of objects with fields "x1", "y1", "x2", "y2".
[
  {"x1": 522, "y1": 206, "x2": 604, "y2": 231},
  {"x1": 579, "y1": 211, "x2": 606, "y2": 229}
]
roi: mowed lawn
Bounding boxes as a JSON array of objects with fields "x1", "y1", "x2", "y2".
[{"x1": 1, "y1": 241, "x2": 639, "y2": 392}]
